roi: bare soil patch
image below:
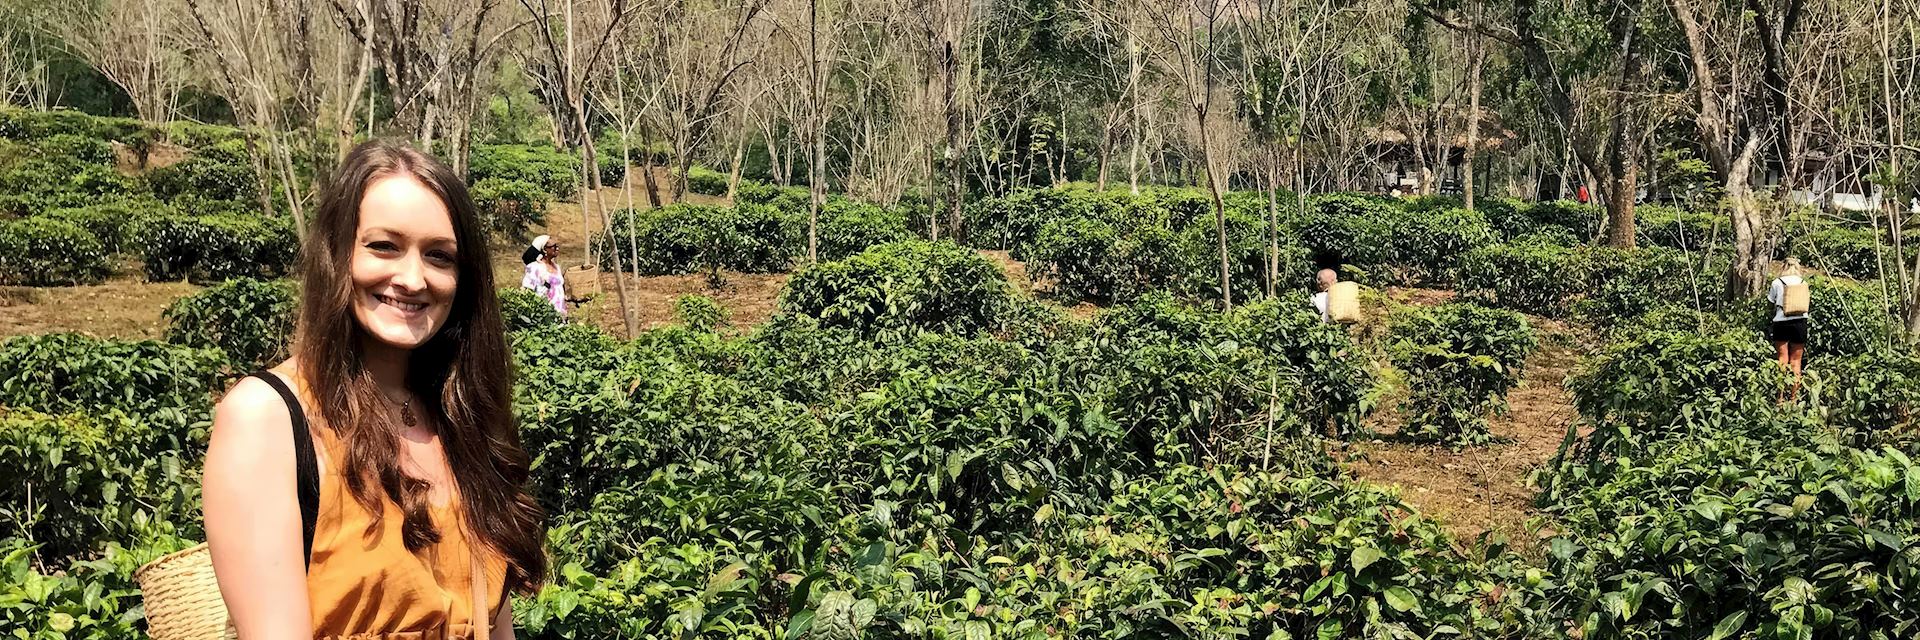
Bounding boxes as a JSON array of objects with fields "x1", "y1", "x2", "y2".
[
  {"x1": 1341, "y1": 317, "x2": 1582, "y2": 549},
  {"x1": 0, "y1": 278, "x2": 200, "y2": 340}
]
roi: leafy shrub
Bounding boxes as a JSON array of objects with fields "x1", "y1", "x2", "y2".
[
  {"x1": 673, "y1": 294, "x2": 729, "y2": 332},
  {"x1": 1814, "y1": 348, "x2": 1920, "y2": 444},
  {"x1": 1, "y1": 535, "x2": 194, "y2": 639},
  {"x1": 501, "y1": 287, "x2": 562, "y2": 332},
  {"x1": 1547, "y1": 438, "x2": 1920, "y2": 639},
  {"x1": 1470, "y1": 198, "x2": 1530, "y2": 237},
  {"x1": 1524, "y1": 200, "x2": 1601, "y2": 241},
  {"x1": 1790, "y1": 225, "x2": 1893, "y2": 279},
  {"x1": 470, "y1": 144, "x2": 580, "y2": 200},
  {"x1": 1028, "y1": 216, "x2": 1120, "y2": 301},
  {"x1": 162, "y1": 278, "x2": 297, "y2": 369},
  {"x1": 1, "y1": 410, "x2": 202, "y2": 565},
  {"x1": 1802, "y1": 276, "x2": 1899, "y2": 360},
  {"x1": 0, "y1": 107, "x2": 154, "y2": 142},
  {"x1": 684, "y1": 166, "x2": 729, "y2": 196},
  {"x1": 1562, "y1": 328, "x2": 1787, "y2": 470},
  {"x1": 1387, "y1": 207, "x2": 1496, "y2": 285},
  {"x1": 1578, "y1": 246, "x2": 1719, "y2": 328},
  {"x1": 139, "y1": 214, "x2": 298, "y2": 283},
  {"x1": 780, "y1": 240, "x2": 1013, "y2": 336},
  {"x1": 0, "y1": 218, "x2": 111, "y2": 286},
  {"x1": 146, "y1": 140, "x2": 258, "y2": 205},
  {"x1": 0, "y1": 157, "x2": 142, "y2": 216},
  {"x1": 764, "y1": 465, "x2": 1549, "y2": 639},
  {"x1": 594, "y1": 203, "x2": 803, "y2": 275},
  {"x1": 38, "y1": 133, "x2": 114, "y2": 166},
  {"x1": 40, "y1": 199, "x2": 163, "y2": 255},
  {"x1": 818, "y1": 200, "x2": 914, "y2": 261},
  {"x1": 1455, "y1": 239, "x2": 1590, "y2": 317},
  {"x1": 963, "y1": 187, "x2": 1100, "y2": 253},
  {"x1": 1296, "y1": 193, "x2": 1398, "y2": 270},
  {"x1": 1228, "y1": 297, "x2": 1374, "y2": 434},
  {"x1": 471, "y1": 177, "x2": 550, "y2": 242},
  {"x1": 0, "y1": 333, "x2": 226, "y2": 415},
  {"x1": 1635, "y1": 204, "x2": 1720, "y2": 252},
  {"x1": 595, "y1": 152, "x2": 626, "y2": 188},
  {"x1": 1387, "y1": 303, "x2": 1536, "y2": 446}
]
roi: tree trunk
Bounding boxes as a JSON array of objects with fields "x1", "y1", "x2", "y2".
[
  {"x1": 943, "y1": 40, "x2": 965, "y2": 244},
  {"x1": 639, "y1": 123, "x2": 663, "y2": 208},
  {"x1": 1723, "y1": 144, "x2": 1768, "y2": 299},
  {"x1": 727, "y1": 134, "x2": 748, "y2": 201},
  {"x1": 1464, "y1": 41, "x2": 1483, "y2": 211},
  {"x1": 1266, "y1": 150, "x2": 1280, "y2": 298}
]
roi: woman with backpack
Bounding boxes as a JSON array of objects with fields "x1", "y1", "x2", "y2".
[{"x1": 1768, "y1": 258, "x2": 1810, "y2": 399}]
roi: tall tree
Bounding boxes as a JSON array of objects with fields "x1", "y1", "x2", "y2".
[{"x1": 1146, "y1": 0, "x2": 1238, "y2": 307}]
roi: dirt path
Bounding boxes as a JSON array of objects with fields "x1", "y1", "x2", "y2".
[
  {"x1": 0, "y1": 279, "x2": 200, "y2": 340},
  {"x1": 1342, "y1": 319, "x2": 1582, "y2": 548}
]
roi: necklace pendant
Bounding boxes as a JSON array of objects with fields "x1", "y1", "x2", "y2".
[{"x1": 401, "y1": 404, "x2": 417, "y2": 428}]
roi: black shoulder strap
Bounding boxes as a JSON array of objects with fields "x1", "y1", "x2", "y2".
[{"x1": 247, "y1": 371, "x2": 321, "y2": 573}]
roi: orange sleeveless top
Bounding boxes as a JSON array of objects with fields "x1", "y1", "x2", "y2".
[{"x1": 303, "y1": 400, "x2": 510, "y2": 639}]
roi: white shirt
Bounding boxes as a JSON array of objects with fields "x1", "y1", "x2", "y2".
[
  {"x1": 1768, "y1": 275, "x2": 1807, "y2": 322},
  {"x1": 1312, "y1": 291, "x2": 1330, "y2": 322}
]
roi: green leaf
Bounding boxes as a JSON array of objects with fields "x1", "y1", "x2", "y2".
[
  {"x1": 1316, "y1": 619, "x2": 1342, "y2": 640},
  {"x1": 1351, "y1": 547, "x2": 1383, "y2": 572},
  {"x1": 1382, "y1": 586, "x2": 1420, "y2": 613}
]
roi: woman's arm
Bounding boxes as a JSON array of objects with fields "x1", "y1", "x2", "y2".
[{"x1": 203, "y1": 377, "x2": 314, "y2": 640}]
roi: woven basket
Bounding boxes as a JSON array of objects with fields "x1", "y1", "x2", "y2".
[{"x1": 134, "y1": 542, "x2": 238, "y2": 640}]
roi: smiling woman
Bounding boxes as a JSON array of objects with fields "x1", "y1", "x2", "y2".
[{"x1": 199, "y1": 141, "x2": 546, "y2": 640}]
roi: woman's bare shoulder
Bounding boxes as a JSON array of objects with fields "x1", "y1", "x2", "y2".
[{"x1": 211, "y1": 359, "x2": 302, "y2": 444}]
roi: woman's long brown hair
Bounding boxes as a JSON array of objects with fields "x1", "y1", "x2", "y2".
[{"x1": 295, "y1": 141, "x2": 547, "y2": 595}]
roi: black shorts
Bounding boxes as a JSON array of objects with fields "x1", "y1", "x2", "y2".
[{"x1": 1771, "y1": 318, "x2": 1808, "y2": 345}]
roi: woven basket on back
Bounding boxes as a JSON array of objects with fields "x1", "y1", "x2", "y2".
[{"x1": 134, "y1": 542, "x2": 238, "y2": 640}]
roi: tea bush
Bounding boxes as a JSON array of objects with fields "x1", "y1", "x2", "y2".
[
  {"x1": 1578, "y1": 246, "x2": 1719, "y2": 329},
  {"x1": 1386, "y1": 207, "x2": 1497, "y2": 285},
  {"x1": 596, "y1": 152, "x2": 626, "y2": 188},
  {"x1": 818, "y1": 200, "x2": 914, "y2": 261},
  {"x1": 1801, "y1": 276, "x2": 1900, "y2": 360},
  {"x1": 1227, "y1": 296, "x2": 1375, "y2": 435},
  {"x1": 780, "y1": 240, "x2": 1013, "y2": 336},
  {"x1": 1295, "y1": 193, "x2": 1398, "y2": 270},
  {"x1": 1, "y1": 410, "x2": 202, "y2": 566},
  {"x1": 1814, "y1": 348, "x2": 1920, "y2": 443},
  {"x1": 38, "y1": 133, "x2": 114, "y2": 166},
  {"x1": 500, "y1": 287, "x2": 562, "y2": 332},
  {"x1": 1635, "y1": 204, "x2": 1720, "y2": 252},
  {"x1": 1547, "y1": 436, "x2": 1920, "y2": 639},
  {"x1": 0, "y1": 535, "x2": 195, "y2": 639},
  {"x1": 41, "y1": 199, "x2": 162, "y2": 255},
  {"x1": 684, "y1": 166, "x2": 729, "y2": 196},
  {"x1": 1561, "y1": 328, "x2": 1787, "y2": 473},
  {"x1": 1455, "y1": 238, "x2": 1590, "y2": 317},
  {"x1": 139, "y1": 214, "x2": 299, "y2": 283},
  {"x1": 593, "y1": 203, "x2": 803, "y2": 275},
  {"x1": 162, "y1": 278, "x2": 298, "y2": 369},
  {"x1": 0, "y1": 218, "x2": 111, "y2": 286},
  {"x1": 1523, "y1": 199, "x2": 1600, "y2": 241},
  {"x1": 1386, "y1": 303, "x2": 1536, "y2": 446},
  {"x1": 1793, "y1": 225, "x2": 1890, "y2": 279},
  {"x1": 471, "y1": 177, "x2": 550, "y2": 242},
  {"x1": 146, "y1": 140, "x2": 258, "y2": 206},
  {"x1": 1028, "y1": 215, "x2": 1120, "y2": 300},
  {"x1": 963, "y1": 187, "x2": 1100, "y2": 253},
  {"x1": 470, "y1": 144, "x2": 581, "y2": 200},
  {"x1": 0, "y1": 333, "x2": 226, "y2": 416},
  {"x1": 673, "y1": 294, "x2": 728, "y2": 332},
  {"x1": 0, "y1": 158, "x2": 142, "y2": 216}
]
